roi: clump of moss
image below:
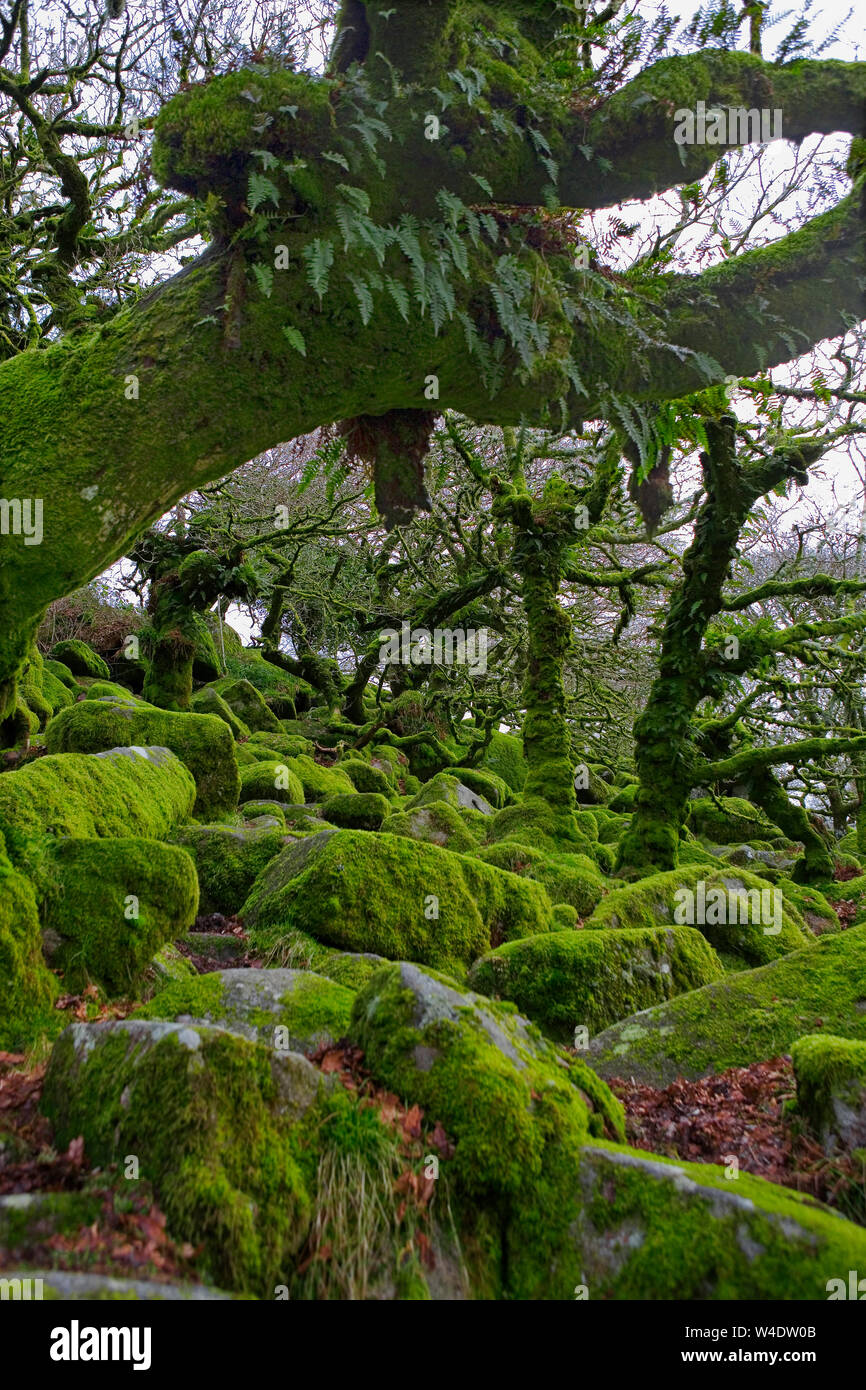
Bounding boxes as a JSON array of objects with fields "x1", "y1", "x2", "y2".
[
  {"x1": 468, "y1": 925, "x2": 724, "y2": 1042},
  {"x1": 792, "y1": 1033, "x2": 866, "y2": 1152}
]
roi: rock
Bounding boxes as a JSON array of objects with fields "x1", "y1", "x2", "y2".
[
  {"x1": 238, "y1": 800, "x2": 287, "y2": 827},
  {"x1": 478, "y1": 730, "x2": 526, "y2": 794},
  {"x1": 284, "y1": 753, "x2": 354, "y2": 803},
  {"x1": 151, "y1": 941, "x2": 197, "y2": 983},
  {"x1": 449, "y1": 766, "x2": 511, "y2": 809},
  {"x1": 0, "y1": 746, "x2": 196, "y2": 857},
  {"x1": 474, "y1": 841, "x2": 603, "y2": 917},
  {"x1": 137, "y1": 968, "x2": 355, "y2": 1053},
  {"x1": 238, "y1": 759, "x2": 305, "y2": 806},
  {"x1": 349, "y1": 961, "x2": 624, "y2": 1298},
  {"x1": 792, "y1": 1034, "x2": 866, "y2": 1154},
  {"x1": 219, "y1": 678, "x2": 282, "y2": 734},
  {"x1": 337, "y1": 758, "x2": 393, "y2": 795},
  {"x1": 387, "y1": 802, "x2": 478, "y2": 853},
  {"x1": 50, "y1": 639, "x2": 110, "y2": 679},
  {"x1": 190, "y1": 686, "x2": 250, "y2": 739},
  {"x1": 319, "y1": 792, "x2": 390, "y2": 830},
  {"x1": 407, "y1": 773, "x2": 494, "y2": 816},
  {"x1": 468, "y1": 926, "x2": 724, "y2": 1043},
  {"x1": 41, "y1": 837, "x2": 199, "y2": 993},
  {"x1": 169, "y1": 823, "x2": 288, "y2": 915},
  {"x1": 41, "y1": 1018, "x2": 325, "y2": 1294},
  {"x1": 586, "y1": 922, "x2": 866, "y2": 1086},
  {"x1": 242, "y1": 829, "x2": 555, "y2": 970},
  {"x1": 586, "y1": 864, "x2": 808, "y2": 965},
  {"x1": 0, "y1": 867, "x2": 59, "y2": 1051},
  {"x1": 44, "y1": 703, "x2": 239, "y2": 820},
  {"x1": 573, "y1": 1143, "x2": 866, "y2": 1299}
]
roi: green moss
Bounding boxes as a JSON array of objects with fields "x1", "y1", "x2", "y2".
[
  {"x1": 775, "y1": 878, "x2": 840, "y2": 936},
  {"x1": 0, "y1": 747, "x2": 196, "y2": 875},
  {"x1": 219, "y1": 679, "x2": 282, "y2": 735},
  {"x1": 488, "y1": 796, "x2": 595, "y2": 855},
  {"x1": 190, "y1": 686, "x2": 250, "y2": 739},
  {"x1": 449, "y1": 766, "x2": 511, "y2": 809},
  {"x1": 576, "y1": 1140, "x2": 866, "y2": 1299},
  {"x1": 387, "y1": 800, "x2": 478, "y2": 853},
  {"x1": 243, "y1": 829, "x2": 554, "y2": 970},
  {"x1": 588, "y1": 922, "x2": 866, "y2": 1085},
  {"x1": 82, "y1": 680, "x2": 144, "y2": 704},
  {"x1": 50, "y1": 640, "x2": 110, "y2": 679},
  {"x1": 42, "y1": 1019, "x2": 318, "y2": 1295},
  {"x1": 42, "y1": 838, "x2": 199, "y2": 994},
  {"x1": 238, "y1": 759, "x2": 305, "y2": 806},
  {"x1": 586, "y1": 864, "x2": 808, "y2": 965},
  {"x1": 44, "y1": 702, "x2": 240, "y2": 820},
  {"x1": 319, "y1": 792, "x2": 391, "y2": 830},
  {"x1": 0, "y1": 1191, "x2": 105, "y2": 1252},
  {"x1": 349, "y1": 960, "x2": 625, "y2": 1299},
  {"x1": 337, "y1": 758, "x2": 393, "y2": 795},
  {"x1": 285, "y1": 754, "x2": 354, "y2": 803},
  {"x1": 238, "y1": 800, "x2": 286, "y2": 827},
  {"x1": 474, "y1": 841, "x2": 603, "y2": 916},
  {"x1": 0, "y1": 866, "x2": 60, "y2": 1051},
  {"x1": 249, "y1": 729, "x2": 317, "y2": 760},
  {"x1": 688, "y1": 796, "x2": 780, "y2": 844},
  {"x1": 468, "y1": 925, "x2": 724, "y2": 1043},
  {"x1": 792, "y1": 1033, "x2": 866, "y2": 1144},
  {"x1": 169, "y1": 823, "x2": 288, "y2": 914},
  {"x1": 43, "y1": 658, "x2": 78, "y2": 692},
  {"x1": 608, "y1": 782, "x2": 638, "y2": 813}
]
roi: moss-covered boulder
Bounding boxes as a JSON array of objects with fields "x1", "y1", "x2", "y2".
[
  {"x1": 319, "y1": 792, "x2": 390, "y2": 830},
  {"x1": 487, "y1": 797, "x2": 595, "y2": 855},
  {"x1": 337, "y1": 758, "x2": 393, "y2": 795},
  {"x1": 44, "y1": 702, "x2": 239, "y2": 820},
  {"x1": 169, "y1": 823, "x2": 288, "y2": 915},
  {"x1": 387, "y1": 802, "x2": 478, "y2": 853},
  {"x1": 249, "y1": 730, "x2": 315, "y2": 760},
  {"x1": 792, "y1": 1034, "x2": 866, "y2": 1155},
  {"x1": 80, "y1": 680, "x2": 144, "y2": 705},
  {"x1": 190, "y1": 686, "x2": 250, "y2": 739},
  {"x1": 449, "y1": 766, "x2": 511, "y2": 809},
  {"x1": 286, "y1": 754, "x2": 355, "y2": 803},
  {"x1": 586, "y1": 865, "x2": 808, "y2": 965},
  {"x1": 478, "y1": 730, "x2": 526, "y2": 794},
  {"x1": 41, "y1": 838, "x2": 199, "y2": 994},
  {"x1": 0, "y1": 747, "x2": 196, "y2": 868},
  {"x1": 775, "y1": 879, "x2": 840, "y2": 936},
  {"x1": 43, "y1": 658, "x2": 78, "y2": 692},
  {"x1": 574, "y1": 1142, "x2": 866, "y2": 1299},
  {"x1": 41, "y1": 1019, "x2": 324, "y2": 1294},
  {"x1": 688, "y1": 796, "x2": 781, "y2": 845},
  {"x1": 50, "y1": 639, "x2": 110, "y2": 679},
  {"x1": 238, "y1": 800, "x2": 287, "y2": 828},
  {"x1": 474, "y1": 842, "x2": 603, "y2": 917},
  {"x1": 349, "y1": 961, "x2": 623, "y2": 1298},
  {"x1": 468, "y1": 926, "x2": 724, "y2": 1043},
  {"x1": 243, "y1": 830, "x2": 555, "y2": 971},
  {"x1": 586, "y1": 922, "x2": 866, "y2": 1085},
  {"x1": 238, "y1": 759, "x2": 305, "y2": 806},
  {"x1": 137, "y1": 968, "x2": 354, "y2": 1053},
  {"x1": 0, "y1": 865, "x2": 60, "y2": 1050},
  {"x1": 407, "y1": 773, "x2": 494, "y2": 816},
  {"x1": 219, "y1": 678, "x2": 282, "y2": 735}
]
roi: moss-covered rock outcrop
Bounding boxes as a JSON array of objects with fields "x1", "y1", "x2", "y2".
[
  {"x1": 41, "y1": 837, "x2": 199, "y2": 994},
  {"x1": 319, "y1": 791, "x2": 391, "y2": 830},
  {"x1": 474, "y1": 841, "x2": 603, "y2": 916},
  {"x1": 136, "y1": 968, "x2": 355, "y2": 1054},
  {"x1": 242, "y1": 829, "x2": 555, "y2": 971},
  {"x1": 42, "y1": 1018, "x2": 325, "y2": 1295},
  {"x1": 468, "y1": 926, "x2": 724, "y2": 1043},
  {"x1": 792, "y1": 1033, "x2": 866, "y2": 1155},
  {"x1": 586, "y1": 864, "x2": 808, "y2": 965},
  {"x1": 0, "y1": 747, "x2": 196, "y2": 869},
  {"x1": 169, "y1": 823, "x2": 288, "y2": 915},
  {"x1": 50, "y1": 640, "x2": 110, "y2": 680},
  {"x1": 0, "y1": 862, "x2": 60, "y2": 1050},
  {"x1": 44, "y1": 701, "x2": 240, "y2": 820},
  {"x1": 238, "y1": 759, "x2": 305, "y2": 806},
  {"x1": 386, "y1": 801, "x2": 479, "y2": 853},
  {"x1": 586, "y1": 922, "x2": 866, "y2": 1085},
  {"x1": 349, "y1": 961, "x2": 624, "y2": 1298}
]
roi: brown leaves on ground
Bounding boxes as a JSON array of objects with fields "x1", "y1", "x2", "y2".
[
  {"x1": 54, "y1": 983, "x2": 137, "y2": 1024},
  {"x1": 612, "y1": 1057, "x2": 866, "y2": 1222}
]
